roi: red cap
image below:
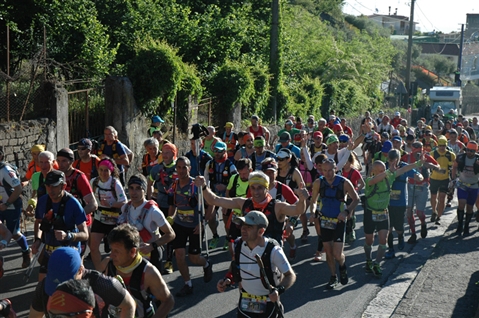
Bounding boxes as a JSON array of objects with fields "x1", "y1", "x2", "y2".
[
  {"x1": 333, "y1": 124, "x2": 342, "y2": 132},
  {"x1": 313, "y1": 131, "x2": 322, "y2": 139}
]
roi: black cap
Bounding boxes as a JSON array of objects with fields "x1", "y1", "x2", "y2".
[
  {"x1": 279, "y1": 132, "x2": 291, "y2": 143},
  {"x1": 45, "y1": 170, "x2": 65, "y2": 186},
  {"x1": 78, "y1": 138, "x2": 92, "y2": 149}
]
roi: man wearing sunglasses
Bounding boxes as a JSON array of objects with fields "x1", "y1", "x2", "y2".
[
  {"x1": 234, "y1": 133, "x2": 255, "y2": 162},
  {"x1": 73, "y1": 139, "x2": 100, "y2": 181},
  {"x1": 451, "y1": 141, "x2": 479, "y2": 236},
  {"x1": 29, "y1": 247, "x2": 136, "y2": 318}
]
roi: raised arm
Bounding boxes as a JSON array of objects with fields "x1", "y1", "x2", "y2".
[{"x1": 194, "y1": 176, "x2": 245, "y2": 210}]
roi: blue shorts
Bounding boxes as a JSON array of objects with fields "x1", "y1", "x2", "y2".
[
  {"x1": 0, "y1": 205, "x2": 22, "y2": 235},
  {"x1": 457, "y1": 186, "x2": 479, "y2": 206},
  {"x1": 407, "y1": 184, "x2": 429, "y2": 211}
]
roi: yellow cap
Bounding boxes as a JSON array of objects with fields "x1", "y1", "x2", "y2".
[
  {"x1": 224, "y1": 122, "x2": 234, "y2": 129},
  {"x1": 437, "y1": 136, "x2": 448, "y2": 146}
]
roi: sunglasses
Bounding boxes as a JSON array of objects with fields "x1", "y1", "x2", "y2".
[
  {"x1": 214, "y1": 149, "x2": 225, "y2": 153},
  {"x1": 278, "y1": 157, "x2": 288, "y2": 161},
  {"x1": 48, "y1": 310, "x2": 93, "y2": 318},
  {"x1": 322, "y1": 158, "x2": 336, "y2": 164},
  {"x1": 466, "y1": 149, "x2": 476, "y2": 153},
  {"x1": 77, "y1": 147, "x2": 87, "y2": 151}
]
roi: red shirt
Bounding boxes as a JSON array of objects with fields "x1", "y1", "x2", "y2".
[
  {"x1": 391, "y1": 117, "x2": 402, "y2": 128},
  {"x1": 65, "y1": 168, "x2": 94, "y2": 225},
  {"x1": 249, "y1": 125, "x2": 265, "y2": 138},
  {"x1": 342, "y1": 125, "x2": 353, "y2": 137},
  {"x1": 342, "y1": 168, "x2": 362, "y2": 189}
]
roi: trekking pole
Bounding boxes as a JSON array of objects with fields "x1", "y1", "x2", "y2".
[
  {"x1": 191, "y1": 123, "x2": 210, "y2": 259},
  {"x1": 255, "y1": 254, "x2": 284, "y2": 318},
  {"x1": 24, "y1": 242, "x2": 44, "y2": 282}
]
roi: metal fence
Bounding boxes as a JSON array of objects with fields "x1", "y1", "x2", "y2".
[
  {"x1": 68, "y1": 87, "x2": 105, "y2": 143},
  {"x1": 0, "y1": 61, "x2": 44, "y2": 122}
]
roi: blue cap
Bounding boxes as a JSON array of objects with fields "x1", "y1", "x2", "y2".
[
  {"x1": 339, "y1": 134, "x2": 350, "y2": 143},
  {"x1": 45, "y1": 247, "x2": 82, "y2": 296},
  {"x1": 152, "y1": 115, "x2": 164, "y2": 123},
  {"x1": 381, "y1": 140, "x2": 393, "y2": 153},
  {"x1": 213, "y1": 141, "x2": 227, "y2": 151},
  {"x1": 392, "y1": 136, "x2": 402, "y2": 142}
]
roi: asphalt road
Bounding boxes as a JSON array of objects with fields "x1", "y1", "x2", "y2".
[{"x1": 0, "y1": 194, "x2": 460, "y2": 318}]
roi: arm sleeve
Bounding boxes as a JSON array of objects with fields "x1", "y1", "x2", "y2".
[
  {"x1": 115, "y1": 142, "x2": 127, "y2": 157},
  {"x1": 87, "y1": 270, "x2": 127, "y2": 307},
  {"x1": 302, "y1": 147, "x2": 314, "y2": 171},
  {"x1": 280, "y1": 184, "x2": 299, "y2": 204},
  {"x1": 77, "y1": 173, "x2": 93, "y2": 196},
  {"x1": 271, "y1": 245, "x2": 292, "y2": 274},
  {"x1": 115, "y1": 179, "x2": 127, "y2": 202},
  {"x1": 336, "y1": 148, "x2": 351, "y2": 171},
  {"x1": 147, "y1": 206, "x2": 167, "y2": 231}
]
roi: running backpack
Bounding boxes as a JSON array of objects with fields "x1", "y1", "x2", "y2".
[{"x1": 233, "y1": 237, "x2": 279, "y2": 287}]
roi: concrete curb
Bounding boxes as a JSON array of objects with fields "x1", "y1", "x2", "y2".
[{"x1": 362, "y1": 209, "x2": 457, "y2": 317}]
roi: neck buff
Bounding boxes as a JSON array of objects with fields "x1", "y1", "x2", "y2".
[
  {"x1": 252, "y1": 193, "x2": 273, "y2": 209},
  {"x1": 115, "y1": 252, "x2": 142, "y2": 274},
  {"x1": 216, "y1": 153, "x2": 228, "y2": 163}
]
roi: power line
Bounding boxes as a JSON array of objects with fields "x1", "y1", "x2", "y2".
[
  {"x1": 415, "y1": 1, "x2": 440, "y2": 32},
  {"x1": 353, "y1": 0, "x2": 374, "y2": 13}
]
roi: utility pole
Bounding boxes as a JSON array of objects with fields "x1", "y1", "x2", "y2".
[
  {"x1": 457, "y1": 24, "x2": 465, "y2": 87},
  {"x1": 270, "y1": 0, "x2": 279, "y2": 125},
  {"x1": 404, "y1": 0, "x2": 415, "y2": 108}
]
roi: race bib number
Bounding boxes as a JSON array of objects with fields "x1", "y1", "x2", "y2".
[
  {"x1": 372, "y1": 209, "x2": 388, "y2": 222},
  {"x1": 177, "y1": 209, "x2": 194, "y2": 223},
  {"x1": 390, "y1": 190, "x2": 401, "y2": 201},
  {"x1": 321, "y1": 217, "x2": 338, "y2": 230},
  {"x1": 99, "y1": 210, "x2": 120, "y2": 225},
  {"x1": 45, "y1": 244, "x2": 60, "y2": 256},
  {"x1": 240, "y1": 294, "x2": 267, "y2": 314}
]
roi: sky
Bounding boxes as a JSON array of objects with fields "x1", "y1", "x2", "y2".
[{"x1": 342, "y1": 0, "x2": 478, "y2": 34}]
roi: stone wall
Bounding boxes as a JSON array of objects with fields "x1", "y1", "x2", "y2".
[{"x1": 0, "y1": 118, "x2": 59, "y2": 174}]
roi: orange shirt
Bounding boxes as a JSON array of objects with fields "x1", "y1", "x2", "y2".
[
  {"x1": 24, "y1": 160, "x2": 59, "y2": 180},
  {"x1": 73, "y1": 157, "x2": 100, "y2": 181}
]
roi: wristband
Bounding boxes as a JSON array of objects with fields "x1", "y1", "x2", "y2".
[
  {"x1": 202, "y1": 185, "x2": 207, "y2": 190},
  {"x1": 415, "y1": 160, "x2": 423, "y2": 167},
  {"x1": 0, "y1": 239, "x2": 7, "y2": 247},
  {"x1": 224, "y1": 271, "x2": 234, "y2": 285},
  {"x1": 289, "y1": 217, "x2": 298, "y2": 227},
  {"x1": 151, "y1": 242, "x2": 158, "y2": 250},
  {"x1": 66, "y1": 231, "x2": 74, "y2": 241},
  {"x1": 35, "y1": 237, "x2": 42, "y2": 242},
  {"x1": 343, "y1": 209, "x2": 350, "y2": 216},
  {"x1": 276, "y1": 285, "x2": 286, "y2": 295},
  {"x1": 166, "y1": 216, "x2": 174, "y2": 226},
  {"x1": 28, "y1": 198, "x2": 37, "y2": 208}
]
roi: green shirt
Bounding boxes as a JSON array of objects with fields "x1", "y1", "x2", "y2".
[
  {"x1": 365, "y1": 170, "x2": 396, "y2": 211},
  {"x1": 31, "y1": 171, "x2": 44, "y2": 191},
  {"x1": 227, "y1": 174, "x2": 249, "y2": 216}
]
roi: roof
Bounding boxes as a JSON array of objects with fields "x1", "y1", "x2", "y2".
[{"x1": 420, "y1": 43, "x2": 460, "y2": 56}]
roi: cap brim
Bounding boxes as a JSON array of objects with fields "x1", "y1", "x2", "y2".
[{"x1": 45, "y1": 181, "x2": 62, "y2": 187}]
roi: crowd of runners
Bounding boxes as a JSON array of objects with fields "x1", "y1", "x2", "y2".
[{"x1": 1, "y1": 109, "x2": 479, "y2": 317}]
